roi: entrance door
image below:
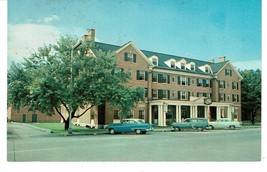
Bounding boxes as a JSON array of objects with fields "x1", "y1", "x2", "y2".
[
  {"x1": 181, "y1": 106, "x2": 190, "y2": 120},
  {"x1": 22, "y1": 114, "x2": 26, "y2": 123},
  {"x1": 152, "y1": 105, "x2": 158, "y2": 125},
  {"x1": 32, "y1": 114, "x2": 37, "y2": 122},
  {"x1": 210, "y1": 107, "x2": 217, "y2": 121},
  {"x1": 166, "y1": 105, "x2": 176, "y2": 125},
  {"x1": 98, "y1": 104, "x2": 106, "y2": 127}
]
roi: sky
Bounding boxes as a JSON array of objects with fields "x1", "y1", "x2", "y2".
[{"x1": 6, "y1": 0, "x2": 262, "y2": 70}]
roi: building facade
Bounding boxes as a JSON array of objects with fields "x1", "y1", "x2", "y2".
[{"x1": 74, "y1": 29, "x2": 242, "y2": 127}]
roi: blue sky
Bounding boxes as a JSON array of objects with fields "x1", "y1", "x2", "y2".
[{"x1": 7, "y1": 0, "x2": 262, "y2": 70}]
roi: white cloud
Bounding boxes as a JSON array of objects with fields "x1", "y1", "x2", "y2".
[
  {"x1": 8, "y1": 24, "x2": 62, "y2": 64},
  {"x1": 43, "y1": 15, "x2": 60, "y2": 23}
]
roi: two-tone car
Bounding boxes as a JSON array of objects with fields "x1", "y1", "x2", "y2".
[
  {"x1": 105, "y1": 118, "x2": 153, "y2": 134},
  {"x1": 208, "y1": 118, "x2": 242, "y2": 130},
  {"x1": 171, "y1": 118, "x2": 209, "y2": 131}
]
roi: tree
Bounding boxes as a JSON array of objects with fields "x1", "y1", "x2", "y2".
[
  {"x1": 239, "y1": 69, "x2": 261, "y2": 123},
  {"x1": 8, "y1": 35, "x2": 145, "y2": 130}
]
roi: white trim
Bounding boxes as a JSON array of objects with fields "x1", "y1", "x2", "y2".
[
  {"x1": 116, "y1": 41, "x2": 154, "y2": 67},
  {"x1": 216, "y1": 61, "x2": 243, "y2": 80}
]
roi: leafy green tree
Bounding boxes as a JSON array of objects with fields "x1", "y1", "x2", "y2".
[
  {"x1": 8, "y1": 35, "x2": 145, "y2": 130},
  {"x1": 239, "y1": 69, "x2": 261, "y2": 123}
]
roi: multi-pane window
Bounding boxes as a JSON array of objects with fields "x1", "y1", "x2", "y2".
[
  {"x1": 152, "y1": 73, "x2": 158, "y2": 82},
  {"x1": 152, "y1": 58, "x2": 158, "y2": 66},
  {"x1": 197, "y1": 79, "x2": 203, "y2": 86},
  {"x1": 181, "y1": 63, "x2": 186, "y2": 70},
  {"x1": 225, "y1": 68, "x2": 232, "y2": 76},
  {"x1": 172, "y1": 76, "x2": 175, "y2": 83},
  {"x1": 136, "y1": 70, "x2": 147, "y2": 81},
  {"x1": 232, "y1": 94, "x2": 239, "y2": 102},
  {"x1": 181, "y1": 76, "x2": 187, "y2": 85},
  {"x1": 203, "y1": 79, "x2": 210, "y2": 87},
  {"x1": 138, "y1": 110, "x2": 145, "y2": 119},
  {"x1": 124, "y1": 52, "x2": 136, "y2": 62},
  {"x1": 205, "y1": 66, "x2": 210, "y2": 73},
  {"x1": 172, "y1": 90, "x2": 175, "y2": 98},
  {"x1": 181, "y1": 91, "x2": 188, "y2": 100},
  {"x1": 162, "y1": 74, "x2": 167, "y2": 83},
  {"x1": 114, "y1": 67, "x2": 122, "y2": 74},
  {"x1": 190, "y1": 64, "x2": 195, "y2": 71},
  {"x1": 232, "y1": 82, "x2": 239, "y2": 90},
  {"x1": 162, "y1": 90, "x2": 168, "y2": 99},
  {"x1": 152, "y1": 89, "x2": 158, "y2": 99},
  {"x1": 219, "y1": 93, "x2": 226, "y2": 101},
  {"x1": 219, "y1": 80, "x2": 225, "y2": 88},
  {"x1": 171, "y1": 61, "x2": 176, "y2": 68}
]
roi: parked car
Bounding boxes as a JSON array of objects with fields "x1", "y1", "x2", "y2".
[
  {"x1": 208, "y1": 118, "x2": 242, "y2": 130},
  {"x1": 105, "y1": 118, "x2": 153, "y2": 134},
  {"x1": 171, "y1": 118, "x2": 209, "y2": 131}
]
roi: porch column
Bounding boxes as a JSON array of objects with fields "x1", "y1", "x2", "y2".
[
  {"x1": 149, "y1": 105, "x2": 152, "y2": 124},
  {"x1": 190, "y1": 106, "x2": 193, "y2": 118},
  {"x1": 158, "y1": 105, "x2": 163, "y2": 126},
  {"x1": 176, "y1": 105, "x2": 179, "y2": 122},
  {"x1": 217, "y1": 106, "x2": 221, "y2": 120},
  {"x1": 195, "y1": 106, "x2": 198, "y2": 118}
]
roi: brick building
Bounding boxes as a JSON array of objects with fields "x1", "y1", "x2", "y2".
[{"x1": 72, "y1": 29, "x2": 242, "y2": 127}]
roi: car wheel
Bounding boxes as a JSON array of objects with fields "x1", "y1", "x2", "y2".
[
  {"x1": 109, "y1": 128, "x2": 115, "y2": 134},
  {"x1": 135, "y1": 129, "x2": 142, "y2": 134},
  {"x1": 141, "y1": 131, "x2": 147, "y2": 134},
  {"x1": 209, "y1": 125, "x2": 214, "y2": 130},
  {"x1": 174, "y1": 127, "x2": 181, "y2": 131},
  {"x1": 229, "y1": 125, "x2": 235, "y2": 130},
  {"x1": 196, "y1": 127, "x2": 204, "y2": 131}
]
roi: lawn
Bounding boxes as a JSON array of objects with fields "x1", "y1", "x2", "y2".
[{"x1": 29, "y1": 123, "x2": 102, "y2": 133}]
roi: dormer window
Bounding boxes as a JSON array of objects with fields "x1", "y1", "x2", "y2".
[
  {"x1": 170, "y1": 61, "x2": 176, "y2": 68},
  {"x1": 190, "y1": 64, "x2": 195, "y2": 71},
  {"x1": 152, "y1": 58, "x2": 158, "y2": 66},
  {"x1": 205, "y1": 66, "x2": 210, "y2": 73},
  {"x1": 181, "y1": 63, "x2": 186, "y2": 70}
]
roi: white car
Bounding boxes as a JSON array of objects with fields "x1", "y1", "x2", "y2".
[{"x1": 208, "y1": 118, "x2": 242, "y2": 130}]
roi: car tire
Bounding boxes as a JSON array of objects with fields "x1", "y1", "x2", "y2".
[
  {"x1": 135, "y1": 129, "x2": 142, "y2": 134},
  {"x1": 174, "y1": 127, "x2": 181, "y2": 131},
  {"x1": 141, "y1": 131, "x2": 147, "y2": 134},
  {"x1": 209, "y1": 125, "x2": 214, "y2": 130},
  {"x1": 229, "y1": 125, "x2": 235, "y2": 130},
  {"x1": 196, "y1": 127, "x2": 204, "y2": 131},
  {"x1": 109, "y1": 128, "x2": 115, "y2": 134}
]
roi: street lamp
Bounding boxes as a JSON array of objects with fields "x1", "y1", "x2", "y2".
[{"x1": 68, "y1": 40, "x2": 82, "y2": 134}]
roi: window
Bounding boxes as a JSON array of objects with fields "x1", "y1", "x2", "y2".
[
  {"x1": 152, "y1": 58, "x2": 158, "y2": 66},
  {"x1": 219, "y1": 80, "x2": 225, "y2": 88},
  {"x1": 124, "y1": 52, "x2": 136, "y2": 62},
  {"x1": 162, "y1": 90, "x2": 168, "y2": 99},
  {"x1": 197, "y1": 79, "x2": 203, "y2": 87},
  {"x1": 232, "y1": 82, "x2": 238, "y2": 90},
  {"x1": 158, "y1": 74, "x2": 168, "y2": 83},
  {"x1": 138, "y1": 110, "x2": 145, "y2": 119},
  {"x1": 190, "y1": 64, "x2": 195, "y2": 71},
  {"x1": 172, "y1": 76, "x2": 175, "y2": 83},
  {"x1": 181, "y1": 91, "x2": 188, "y2": 100},
  {"x1": 152, "y1": 89, "x2": 158, "y2": 99},
  {"x1": 192, "y1": 78, "x2": 195, "y2": 85},
  {"x1": 144, "y1": 88, "x2": 148, "y2": 97},
  {"x1": 225, "y1": 68, "x2": 232, "y2": 76},
  {"x1": 114, "y1": 110, "x2": 119, "y2": 119},
  {"x1": 232, "y1": 94, "x2": 239, "y2": 102},
  {"x1": 205, "y1": 66, "x2": 210, "y2": 73},
  {"x1": 136, "y1": 70, "x2": 147, "y2": 81},
  {"x1": 171, "y1": 61, "x2": 176, "y2": 68},
  {"x1": 152, "y1": 73, "x2": 158, "y2": 82},
  {"x1": 181, "y1": 63, "x2": 186, "y2": 70},
  {"x1": 203, "y1": 79, "x2": 210, "y2": 87},
  {"x1": 181, "y1": 76, "x2": 187, "y2": 85},
  {"x1": 114, "y1": 67, "x2": 123, "y2": 74},
  {"x1": 172, "y1": 90, "x2": 175, "y2": 98},
  {"x1": 219, "y1": 93, "x2": 225, "y2": 101}
]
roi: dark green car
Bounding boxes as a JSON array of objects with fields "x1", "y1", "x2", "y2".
[
  {"x1": 171, "y1": 118, "x2": 209, "y2": 131},
  {"x1": 106, "y1": 118, "x2": 153, "y2": 134}
]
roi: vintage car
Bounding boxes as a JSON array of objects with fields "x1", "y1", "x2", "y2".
[
  {"x1": 105, "y1": 118, "x2": 153, "y2": 134},
  {"x1": 208, "y1": 118, "x2": 242, "y2": 130},
  {"x1": 171, "y1": 118, "x2": 209, "y2": 131}
]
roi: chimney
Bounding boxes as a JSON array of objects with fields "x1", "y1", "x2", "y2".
[
  {"x1": 208, "y1": 59, "x2": 214, "y2": 63},
  {"x1": 218, "y1": 56, "x2": 226, "y2": 62},
  {"x1": 82, "y1": 28, "x2": 95, "y2": 42}
]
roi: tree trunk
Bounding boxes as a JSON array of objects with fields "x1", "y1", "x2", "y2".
[{"x1": 64, "y1": 118, "x2": 69, "y2": 130}]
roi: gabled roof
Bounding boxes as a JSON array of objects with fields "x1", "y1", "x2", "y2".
[{"x1": 93, "y1": 41, "x2": 240, "y2": 78}]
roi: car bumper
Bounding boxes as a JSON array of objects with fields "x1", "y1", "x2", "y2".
[{"x1": 146, "y1": 127, "x2": 154, "y2": 132}]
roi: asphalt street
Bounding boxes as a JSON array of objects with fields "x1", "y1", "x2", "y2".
[{"x1": 7, "y1": 123, "x2": 261, "y2": 161}]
